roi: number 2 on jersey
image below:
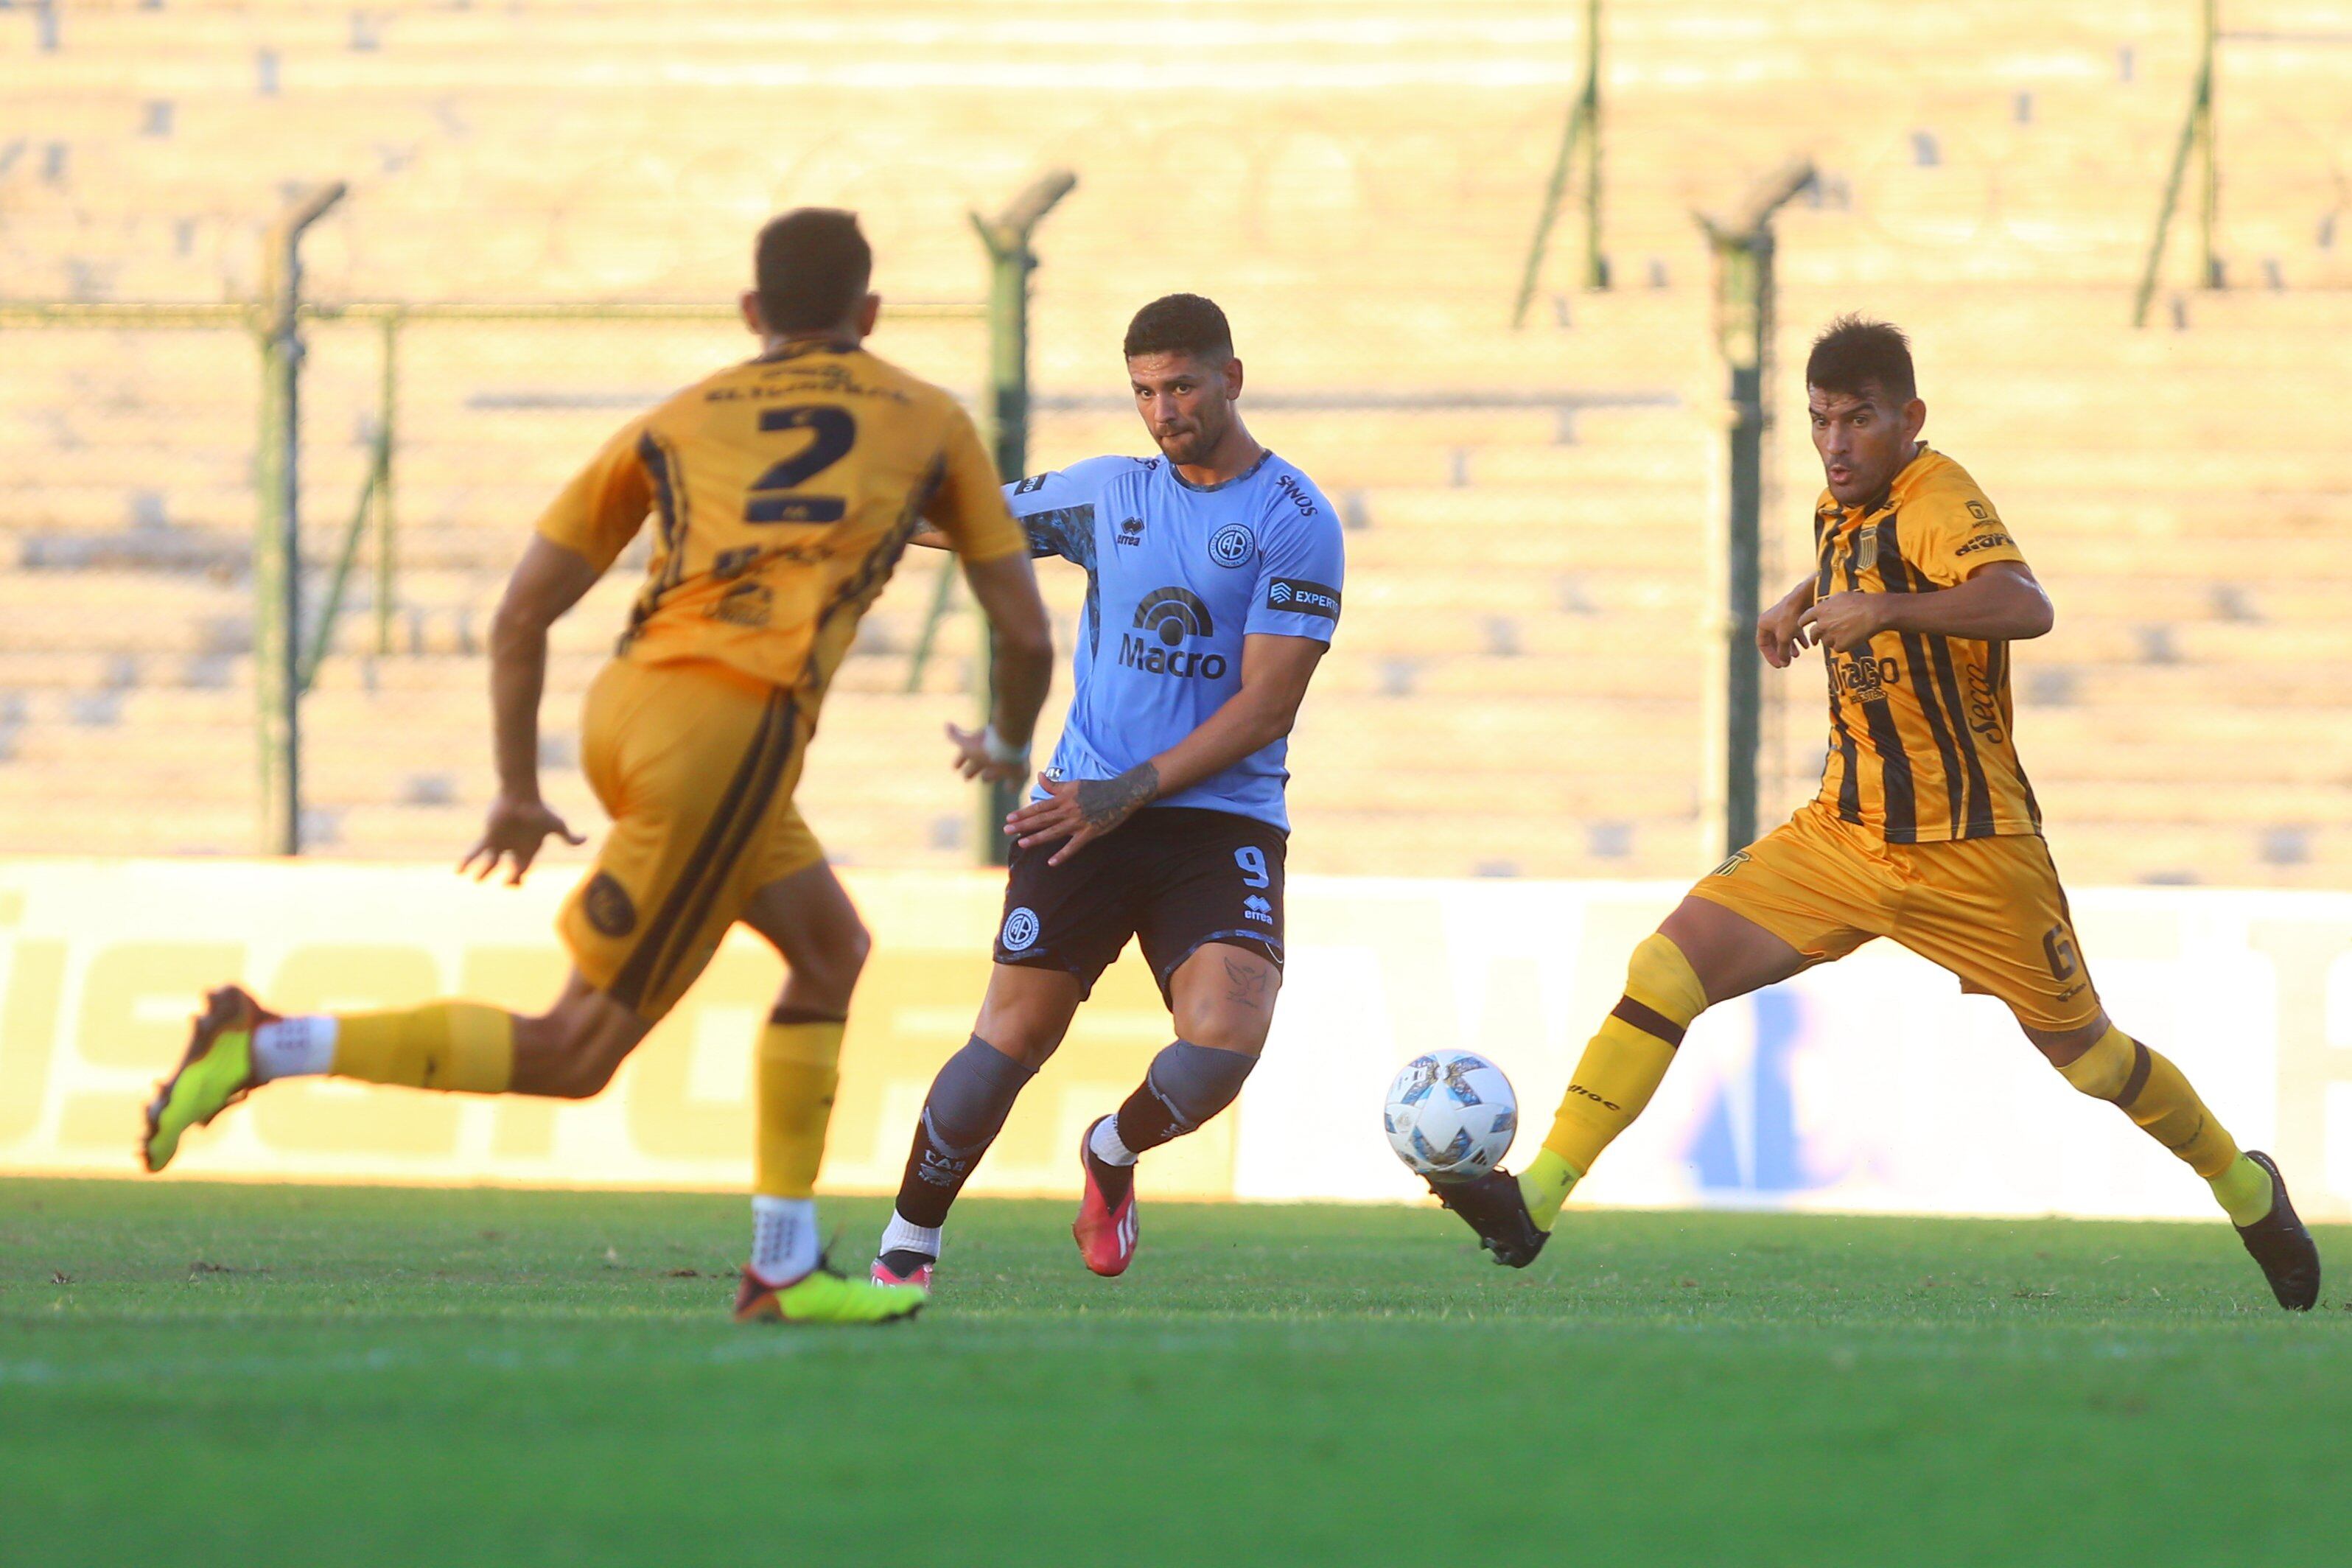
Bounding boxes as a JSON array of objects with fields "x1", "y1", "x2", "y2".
[{"x1": 746, "y1": 405, "x2": 856, "y2": 524}]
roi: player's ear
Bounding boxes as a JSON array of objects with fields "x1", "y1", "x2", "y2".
[
  {"x1": 739, "y1": 290, "x2": 766, "y2": 338},
  {"x1": 1222, "y1": 354, "x2": 1244, "y2": 401},
  {"x1": 855, "y1": 292, "x2": 881, "y2": 340},
  {"x1": 1902, "y1": 396, "x2": 1927, "y2": 441}
]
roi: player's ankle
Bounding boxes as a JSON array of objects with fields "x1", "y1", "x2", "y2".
[{"x1": 1518, "y1": 1149, "x2": 1580, "y2": 1232}]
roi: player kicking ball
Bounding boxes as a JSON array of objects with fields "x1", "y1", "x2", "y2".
[
  {"x1": 1432, "y1": 315, "x2": 2321, "y2": 1311},
  {"x1": 139, "y1": 210, "x2": 1054, "y2": 1326},
  {"x1": 871, "y1": 294, "x2": 1344, "y2": 1288}
]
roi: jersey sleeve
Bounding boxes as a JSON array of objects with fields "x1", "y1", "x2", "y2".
[
  {"x1": 921, "y1": 404, "x2": 1027, "y2": 563},
  {"x1": 1910, "y1": 477, "x2": 2027, "y2": 587},
  {"x1": 1003, "y1": 455, "x2": 1130, "y2": 562},
  {"x1": 1247, "y1": 475, "x2": 1346, "y2": 642},
  {"x1": 533, "y1": 415, "x2": 654, "y2": 573}
]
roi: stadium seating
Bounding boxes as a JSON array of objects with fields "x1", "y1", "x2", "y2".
[{"x1": 2, "y1": 0, "x2": 2346, "y2": 886}]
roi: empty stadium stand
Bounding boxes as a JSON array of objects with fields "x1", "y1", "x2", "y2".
[{"x1": 2, "y1": 1, "x2": 2347, "y2": 886}]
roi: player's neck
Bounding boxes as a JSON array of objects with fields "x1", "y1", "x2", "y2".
[{"x1": 1172, "y1": 420, "x2": 1265, "y2": 489}]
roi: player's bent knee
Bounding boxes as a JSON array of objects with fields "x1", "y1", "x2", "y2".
[{"x1": 1172, "y1": 1004, "x2": 1270, "y2": 1059}]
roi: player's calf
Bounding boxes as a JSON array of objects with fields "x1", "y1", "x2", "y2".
[
  {"x1": 874, "y1": 1035, "x2": 1037, "y2": 1281},
  {"x1": 1073, "y1": 1038, "x2": 1256, "y2": 1276}
]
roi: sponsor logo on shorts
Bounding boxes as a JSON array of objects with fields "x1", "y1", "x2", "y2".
[
  {"x1": 1243, "y1": 894, "x2": 1274, "y2": 925},
  {"x1": 583, "y1": 872, "x2": 637, "y2": 938},
  {"x1": 1208, "y1": 523, "x2": 1256, "y2": 567},
  {"x1": 1000, "y1": 906, "x2": 1042, "y2": 953},
  {"x1": 1956, "y1": 532, "x2": 2015, "y2": 556},
  {"x1": 1265, "y1": 578, "x2": 1340, "y2": 620},
  {"x1": 1709, "y1": 850, "x2": 1752, "y2": 878}
]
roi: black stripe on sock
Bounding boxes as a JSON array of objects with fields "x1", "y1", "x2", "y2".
[
  {"x1": 2118, "y1": 1039, "x2": 2153, "y2": 1109},
  {"x1": 1610, "y1": 995, "x2": 1687, "y2": 1048}
]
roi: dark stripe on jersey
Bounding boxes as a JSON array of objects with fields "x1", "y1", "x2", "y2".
[
  {"x1": 795, "y1": 455, "x2": 945, "y2": 703},
  {"x1": 1845, "y1": 535, "x2": 1917, "y2": 841},
  {"x1": 1817, "y1": 526, "x2": 1863, "y2": 822},
  {"x1": 1922, "y1": 627, "x2": 1992, "y2": 837},
  {"x1": 607, "y1": 692, "x2": 788, "y2": 1012},
  {"x1": 621, "y1": 432, "x2": 690, "y2": 652},
  {"x1": 1875, "y1": 518, "x2": 1967, "y2": 835},
  {"x1": 642, "y1": 694, "x2": 802, "y2": 1007}
]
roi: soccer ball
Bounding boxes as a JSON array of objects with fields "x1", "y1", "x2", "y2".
[{"x1": 1382, "y1": 1049, "x2": 1518, "y2": 1180}]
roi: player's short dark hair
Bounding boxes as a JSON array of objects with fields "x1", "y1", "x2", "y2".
[
  {"x1": 755, "y1": 209, "x2": 872, "y2": 333},
  {"x1": 1805, "y1": 314, "x2": 1916, "y2": 404},
  {"x1": 1124, "y1": 293, "x2": 1233, "y2": 362}
]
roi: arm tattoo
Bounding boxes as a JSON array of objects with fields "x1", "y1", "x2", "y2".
[
  {"x1": 1222, "y1": 954, "x2": 1270, "y2": 1010},
  {"x1": 1074, "y1": 762, "x2": 1158, "y2": 831}
]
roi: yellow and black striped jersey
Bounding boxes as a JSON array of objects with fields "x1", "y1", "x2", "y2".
[
  {"x1": 536, "y1": 340, "x2": 1025, "y2": 704},
  {"x1": 1811, "y1": 444, "x2": 2040, "y2": 842}
]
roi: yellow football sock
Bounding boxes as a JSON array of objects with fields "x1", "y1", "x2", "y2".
[
  {"x1": 756, "y1": 1017, "x2": 845, "y2": 1199},
  {"x1": 1527, "y1": 933, "x2": 1709, "y2": 1229},
  {"x1": 331, "y1": 1002, "x2": 514, "y2": 1093},
  {"x1": 2055, "y1": 1026, "x2": 2253, "y2": 1214}
]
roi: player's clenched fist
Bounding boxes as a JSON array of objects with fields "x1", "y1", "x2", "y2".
[{"x1": 1799, "y1": 590, "x2": 1888, "y2": 656}]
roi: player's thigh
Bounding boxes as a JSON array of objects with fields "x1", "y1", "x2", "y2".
[
  {"x1": 988, "y1": 822, "x2": 1143, "y2": 1042},
  {"x1": 972, "y1": 961, "x2": 1087, "y2": 1070},
  {"x1": 1166, "y1": 941, "x2": 1283, "y2": 1057},
  {"x1": 1131, "y1": 809, "x2": 1286, "y2": 1015},
  {"x1": 1678, "y1": 807, "x2": 1889, "y2": 1002},
  {"x1": 559, "y1": 660, "x2": 808, "y2": 1024},
  {"x1": 741, "y1": 821, "x2": 863, "y2": 985},
  {"x1": 1892, "y1": 833, "x2": 2103, "y2": 1039}
]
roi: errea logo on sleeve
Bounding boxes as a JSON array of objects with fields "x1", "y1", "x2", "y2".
[{"x1": 1266, "y1": 578, "x2": 1340, "y2": 619}]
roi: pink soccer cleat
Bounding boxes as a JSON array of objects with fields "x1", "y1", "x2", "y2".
[
  {"x1": 1073, "y1": 1117, "x2": 1139, "y2": 1277},
  {"x1": 870, "y1": 1253, "x2": 935, "y2": 1291}
]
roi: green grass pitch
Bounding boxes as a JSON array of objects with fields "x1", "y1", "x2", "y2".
[{"x1": 4, "y1": 1178, "x2": 2346, "y2": 1566}]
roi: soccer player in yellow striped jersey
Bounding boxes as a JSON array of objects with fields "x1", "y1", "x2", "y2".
[
  {"x1": 140, "y1": 210, "x2": 1057, "y2": 1326},
  {"x1": 1430, "y1": 315, "x2": 2320, "y2": 1311}
]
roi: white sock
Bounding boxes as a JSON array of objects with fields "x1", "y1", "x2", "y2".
[
  {"x1": 1090, "y1": 1116, "x2": 1138, "y2": 1167},
  {"x1": 250, "y1": 1015, "x2": 337, "y2": 1082},
  {"x1": 878, "y1": 1211, "x2": 942, "y2": 1264},
  {"x1": 749, "y1": 1195, "x2": 819, "y2": 1287}
]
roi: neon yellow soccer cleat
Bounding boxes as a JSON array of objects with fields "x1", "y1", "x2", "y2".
[
  {"x1": 141, "y1": 986, "x2": 273, "y2": 1173},
  {"x1": 731, "y1": 1262, "x2": 928, "y2": 1326}
]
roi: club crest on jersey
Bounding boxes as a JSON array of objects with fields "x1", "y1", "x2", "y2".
[
  {"x1": 1121, "y1": 587, "x2": 1227, "y2": 679},
  {"x1": 1208, "y1": 523, "x2": 1256, "y2": 567},
  {"x1": 1000, "y1": 906, "x2": 1041, "y2": 953},
  {"x1": 1852, "y1": 532, "x2": 1879, "y2": 573}
]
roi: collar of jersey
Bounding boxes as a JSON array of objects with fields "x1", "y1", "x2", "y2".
[
  {"x1": 1168, "y1": 447, "x2": 1274, "y2": 493},
  {"x1": 755, "y1": 337, "x2": 860, "y2": 365}
]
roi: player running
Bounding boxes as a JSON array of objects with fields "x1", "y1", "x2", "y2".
[
  {"x1": 870, "y1": 294, "x2": 1343, "y2": 1288},
  {"x1": 139, "y1": 210, "x2": 1054, "y2": 1326},
  {"x1": 1432, "y1": 315, "x2": 2321, "y2": 1311}
]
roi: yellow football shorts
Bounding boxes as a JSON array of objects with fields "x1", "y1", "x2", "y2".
[
  {"x1": 558, "y1": 657, "x2": 823, "y2": 1022},
  {"x1": 1687, "y1": 802, "x2": 2101, "y2": 1033}
]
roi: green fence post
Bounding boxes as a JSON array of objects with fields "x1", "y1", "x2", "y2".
[
  {"x1": 968, "y1": 170, "x2": 1077, "y2": 864},
  {"x1": 1513, "y1": 0, "x2": 1606, "y2": 326},
  {"x1": 1700, "y1": 159, "x2": 1813, "y2": 858},
  {"x1": 254, "y1": 181, "x2": 346, "y2": 855}
]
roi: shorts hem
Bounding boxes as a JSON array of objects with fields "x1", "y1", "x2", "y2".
[{"x1": 1682, "y1": 878, "x2": 1847, "y2": 962}]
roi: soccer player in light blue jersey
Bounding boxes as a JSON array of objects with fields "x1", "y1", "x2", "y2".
[{"x1": 875, "y1": 294, "x2": 1344, "y2": 1287}]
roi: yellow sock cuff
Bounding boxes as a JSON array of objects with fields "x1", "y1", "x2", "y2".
[
  {"x1": 1624, "y1": 933, "x2": 1708, "y2": 1032},
  {"x1": 2054, "y1": 1026, "x2": 2136, "y2": 1101},
  {"x1": 755, "y1": 1020, "x2": 845, "y2": 1199},
  {"x1": 332, "y1": 1003, "x2": 514, "y2": 1093}
]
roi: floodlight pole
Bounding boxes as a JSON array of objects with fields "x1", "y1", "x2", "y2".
[
  {"x1": 1698, "y1": 159, "x2": 1814, "y2": 858},
  {"x1": 1513, "y1": 0, "x2": 1607, "y2": 326},
  {"x1": 2134, "y1": 0, "x2": 2220, "y2": 326},
  {"x1": 255, "y1": 181, "x2": 346, "y2": 856},
  {"x1": 968, "y1": 169, "x2": 1076, "y2": 864}
]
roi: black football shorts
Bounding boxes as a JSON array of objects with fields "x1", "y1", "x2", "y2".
[{"x1": 993, "y1": 806, "x2": 1287, "y2": 1004}]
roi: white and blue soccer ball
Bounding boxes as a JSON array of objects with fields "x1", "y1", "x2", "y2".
[{"x1": 1382, "y1": 1049, "x2": 1518, "y2": 1179}]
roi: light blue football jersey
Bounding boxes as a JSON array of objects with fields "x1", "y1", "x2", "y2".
[{"x1": 1009, "y1": 449, "x2": 1345, "y2": 832}]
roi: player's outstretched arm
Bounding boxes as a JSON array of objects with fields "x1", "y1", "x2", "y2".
[
  {"x1": 1804, "y1": 559, "x2": 2054, "y2": 654},
  {"x1": 463, "y1": 536, "x2": 601, "y2": 884},
  {"x1": 948, "y1": 550, "x2": 1054, "y2": 782},
  {"x1": 1008, "y1": 632, "x2": 1325, "y2": 865}
]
